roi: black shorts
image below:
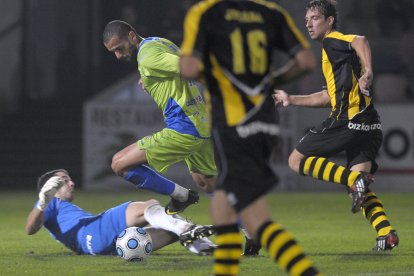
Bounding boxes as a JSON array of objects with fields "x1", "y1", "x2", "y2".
[
  {"x1": 296, "y1": 117, "x2": 383, "y2": 173},
  {"x1": 212, "y1": 123, "x2": 279, "y2": 212}
]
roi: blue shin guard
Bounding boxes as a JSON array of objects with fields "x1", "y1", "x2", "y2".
[{"x1": 124, "y1": 165, "x2": 175, "y2": 195}]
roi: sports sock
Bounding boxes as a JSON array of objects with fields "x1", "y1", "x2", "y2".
[
  {"x1": 124, "y1": 165, "x2": 188, "y2": 199},
  {"x1": 213, "y1": 224, "x2": 243, "y2": 276},
  {"x1": 299, "y1": 156, "x2": 360, "y2": 188},
  {"x1": 144, "y1": 203, "x2": 190, "y2": 235},
  {"x1": 362, "y1": 189, "x2": 394, "y2": 236},
  {"x1": 257, "y1": 221, "x2": 321, "y2": 276},
  {"x1": 171, "y1": 185, "x2": 190, "y2": 202}
]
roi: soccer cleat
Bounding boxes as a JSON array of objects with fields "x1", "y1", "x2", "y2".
[
  {"x1": 350, "y1": 172, "x2": 373, "y2": 213},
  {"x1": 185, "y1": 237, "x2": 217, "y2": 256},
  {"x1": 165, "y1": 190, "x2": 199, "y2": 215},
  {"x1": 242, "y1": 238, "x2": 261, "y2": 256},
  {"x1": 180, "y1": 224, "x2": 216, "y2": 247},
  {"x1": 373, "y1": 230, "x2": 399, "y2": 252}
]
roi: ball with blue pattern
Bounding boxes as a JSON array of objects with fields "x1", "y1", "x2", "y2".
[{"x1": 116, "y1": 227, "x2": 153, "y2": 261}]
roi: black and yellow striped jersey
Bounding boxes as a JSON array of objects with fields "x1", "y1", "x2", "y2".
[
  {"x1": 181, "y1": 0, "x2": 310, "y2": 127},
  {"x1": 322, "y1": 31, "x2": 373, "y2": 121}
]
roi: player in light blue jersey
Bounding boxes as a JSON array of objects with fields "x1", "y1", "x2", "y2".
[
  {"x1": 103, "y1": 20, "x2": 217, "y2": 214},
  {"x1": 25, "y1": 169, "x2": 216, "y2": 256}
]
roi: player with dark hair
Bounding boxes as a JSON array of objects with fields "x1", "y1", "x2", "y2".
[
  {"x1": 273, "y1": 0, "x2": 399, "y2": 251},
  {"x1": 180, "y1": 1, "x2": 322, "y2": 275},
  {"x1": 26, "y1": 169, "x2": 216, "y2": 256},
  {"x1": 102, "y1": 20, "x2": 217, "y2": 214}
]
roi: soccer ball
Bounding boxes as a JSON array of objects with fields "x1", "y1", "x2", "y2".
[{"x1": 116, "y1": 227, "x2": 153, "y2": 261}]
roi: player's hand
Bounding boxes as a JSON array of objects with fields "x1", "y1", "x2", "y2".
[
  {"x1": 358, "y1": 72, "x2": 373, "y2": 97},
  {"x1": 272, "y1": 89, "x2": 290, "y2": 107},
  {"x1": 37, "y1": 176, "x2": 65, "y2": 210}
]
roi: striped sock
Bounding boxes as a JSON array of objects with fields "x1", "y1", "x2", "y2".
[
  {"x1": 257, "y1": 221, "x2": 321, "y2": 276},
  {"x1": 299, "y1": 156, "x2": 360, "y2": 188},
  {"x1": 213, "y1": 224, "x2": 243, "y2": 276},
  {"x1": 363, "y1": 189, "x2": 394, "y2": 236}
]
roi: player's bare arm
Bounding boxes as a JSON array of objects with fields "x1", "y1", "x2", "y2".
[
  {"x1": 25, "y1": 208, "x2": 44, "y2": 235},
  {"x1": 352, "y1": 35, "x2": 373, "y2": 93},
  {"x1": 25, "y1": 175, "x2": 65, "y2": 235},
  {"x1": 270, "y1": 48, "x2": 316, "y2": 86},
  {"x1": 273, "y1": 89, "x2": 330, "y2": 107}
]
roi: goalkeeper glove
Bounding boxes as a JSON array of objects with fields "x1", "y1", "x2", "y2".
[{"x1": 37, "y1": 176, "x2": 65, "y2": 211}]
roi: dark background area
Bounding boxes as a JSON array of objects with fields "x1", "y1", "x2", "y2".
[
  {"x1": 0, "y1": 0, "x2": 413, "y2": 189},
  {"x1": 0, "y1": 0, "x2": 198, "y2": 188}
]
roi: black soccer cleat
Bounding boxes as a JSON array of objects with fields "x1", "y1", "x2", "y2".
[
  {"x1": 179, "y1": 224, "x2": 216, "y2": 247},
  {"x1": 165, "y1": 190, "x2": 199, "y2": 215},
  {"x1": 373, "y1": 230, "x2": 399, "y2": 252},
  {"x1": 350, "y1": 172, "x2": 373, "y2": 213},
  {"x1": 242, "y1": 238, "x2": 261, "y2": 256}
]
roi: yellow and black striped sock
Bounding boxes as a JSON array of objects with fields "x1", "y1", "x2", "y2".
[
  {"x1": 362, "y1": 189, "x2": 394, "y2": 236},
  {"x1": 257, "y1": 221, "x2": 321, "y2": 276},
  {"x1": 213, "y1": 224, "x2": 243, "y2": 276},
  {"x1": 299, "y1": 156, "x2": 360, "y2": 187}
]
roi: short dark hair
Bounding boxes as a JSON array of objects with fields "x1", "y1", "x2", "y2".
[
  {"x1": 102, "y1": 20, "x2": 137, "y2": 44},
  {"x1": 37, "y1": 169, "x2": 68, "y2": 191},
  {"x1": 306, "y1": 0, "x2": 338, "y2": 29}
]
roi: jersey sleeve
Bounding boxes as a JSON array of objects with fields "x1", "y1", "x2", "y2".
[
  {"x1": 273, "y1": 5, "x2": 310, "y2": 56},
  {"x1": 323, "y1": 32, "x2": 357, "y2": 52},
  {"x1": 343, "y1": 34, "x2": 357, "y2": 44},
  {"x1": 181, "y1": 1, "x2": 209, "y2": 58},
  {"x1": 139, "y1": 46, "x2": 180, "y2": 78},
  {"x1": 34, "y1": 198, "x2": 54, "y2": 222}
]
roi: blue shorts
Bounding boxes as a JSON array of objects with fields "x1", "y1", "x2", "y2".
[{"x1": 77, "y1": 202, "x2": 130, "y2": 255}]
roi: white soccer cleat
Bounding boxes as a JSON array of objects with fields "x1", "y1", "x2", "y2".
[{"x1": 185, "y1": 237, "x2": 217, "y2": 256}]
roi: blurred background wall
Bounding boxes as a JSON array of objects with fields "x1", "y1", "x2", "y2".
[{"x1": 0, "y1": 0, "x2": 413, "y2": 189}]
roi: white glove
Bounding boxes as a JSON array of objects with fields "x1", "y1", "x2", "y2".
[{"x1": 37, "y1": 176, "x2": 65, "y2": 211}]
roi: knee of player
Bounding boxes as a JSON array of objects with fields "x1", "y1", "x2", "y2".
[
  {"x1": 146, "y1": 199, "x2": 160, "y2": 206},
  {"x1": 111, "y1": 158, "x2": 124, "y2": 176}
]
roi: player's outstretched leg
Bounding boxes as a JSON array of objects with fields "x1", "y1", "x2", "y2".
[
  {"x1": 124, "y1": 165, "x2": 199, "y2": 213},
  {"x1": 143, "y1": 202, "x2": 216, "y2": 255},
  {"x1": 299, "y1": 157, "x2": 373, "y2": 213},
  {"x1": 257, "y1": 221, "x2": 322, "y2": 276},
  {"x1": 362, "y1": 189, "x2": 399, "y2": 251}
]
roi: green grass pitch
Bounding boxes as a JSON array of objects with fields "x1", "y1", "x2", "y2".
[{"x1": 1, "y1": 190, "x2": 413, "y2": 275}]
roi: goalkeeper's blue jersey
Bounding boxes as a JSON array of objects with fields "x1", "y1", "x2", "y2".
[
  {"x1": 39, "y1": 198, "x2": 128, "y2": 255},
  {"x1": 41, "y1": 198, "x2": 93, "y2": 253}
]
